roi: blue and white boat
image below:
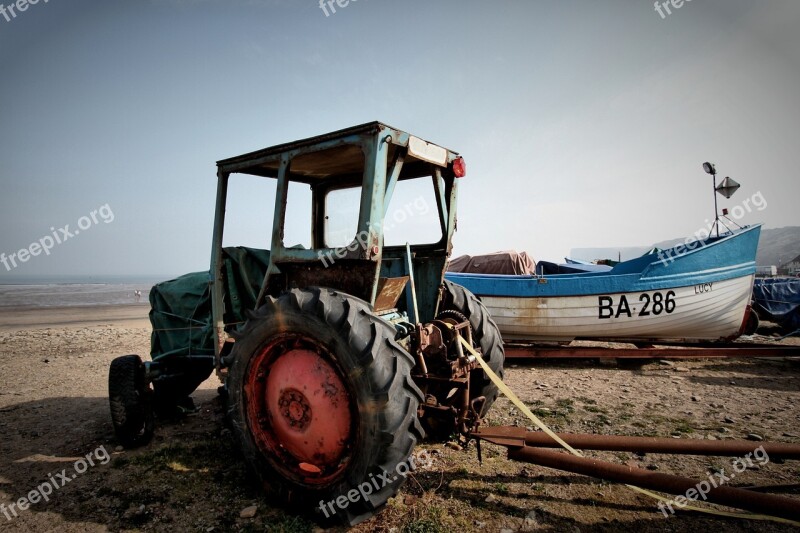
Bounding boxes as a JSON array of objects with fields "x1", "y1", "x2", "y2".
[{"x1": 446, "y1": 225, "x2": 761, "y2": 343}]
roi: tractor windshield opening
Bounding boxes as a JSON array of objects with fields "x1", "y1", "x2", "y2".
[
  {"x1": 222, "y1": 174, "x2": 277, "y2": 249},
  {"x1": 383, "y1": 177, "x2": 440, "y2": 246},
  {"x1": 284, "y1": 181, "x2": 312, "y2": 249},
  {"x1": 323, "y1": 174, "x2": 443, "y2": 250},
  {"x1": 324, "y1": 186, "x2": 361, "y2": 248}
]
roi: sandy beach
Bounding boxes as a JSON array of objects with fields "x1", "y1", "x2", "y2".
[
  {"x1": 0, "y1": 305, "x2": 798, "y2": 532},
  {"x1": 0, "y1": 305, "x2": 151, "y2": 333}
]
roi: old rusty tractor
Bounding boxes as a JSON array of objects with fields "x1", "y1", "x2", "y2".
[{"x1": 108, "y1": 122, "x2": 505, "y2": 524}]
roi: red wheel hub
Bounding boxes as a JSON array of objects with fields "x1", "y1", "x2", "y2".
[{"x1": 245, "y1": 336, "x2": 354, "y2": 482}]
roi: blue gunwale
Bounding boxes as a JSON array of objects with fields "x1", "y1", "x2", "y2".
[{"x1": 445, "y1": 225, "x2": 761, "y2": 298}]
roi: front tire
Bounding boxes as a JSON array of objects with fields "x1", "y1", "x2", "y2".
[
  {"x1": 108, "y1": 355, "x2": 154, "y2": 448},
  {"x1": 226, "y1": 287, "x2": 424, "y2": 525}
]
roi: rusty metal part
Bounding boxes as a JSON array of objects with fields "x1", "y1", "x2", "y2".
[
  {"x1": 455, "y1": 368, "x2": 471, "y2": 433},
  {"x1": 506, "y1": 446, "x2": 800, "y2": 521},
  {"x1": 413, "y1": 317, "x2": 484, "y2": 434},
  {"x1": 453, "y1": 320, "x2": 474, "y2": 351},
  {"x1": 473, "y1": 427, "x2": 800, "y2": 459},
  {"x1": 277, "y1": 388, "x2": 312, "y2": 430},
  {"x1": 435, "y1": 309, "x2": 469, "y2": 328},
  {"x1": 468, "y1": 396, "x2": 487, "y2": 435},
  {"x1": 504, "y1": 342, "x2": 800, "y2": 359},
  {"x1": 418, "y1": 323, "x2": 447, "y2": 360},
  {"x1": 374, "y1": 276, "x2": 409, "y2": 313},
  {"x1": 414, "y1": 351, "x2": 429, "y2": 376}
]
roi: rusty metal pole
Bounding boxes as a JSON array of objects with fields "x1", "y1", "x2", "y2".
[
  {"x1": 473, "y1": 427, "x2": 800, "y2": 459},
  {"x1": 488, "y1": 430, "x2": 800, "y2": 459},
  {"x1": 508, "y1": 447, "x2": 800, "y2": 521},
  {"x1": 502, "y1": 343, "x2": 800, "y2": 359}
]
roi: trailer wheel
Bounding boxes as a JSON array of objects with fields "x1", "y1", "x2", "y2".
[
  {"x1": 227, "y1": 287, "x2": 424, "y2": 525},
  {"x1": 109, "y1": 355, "x2": 154, "y2": 448},
  {"x1": 440, "y1": 280, "x2": 505, "y2": 416}
]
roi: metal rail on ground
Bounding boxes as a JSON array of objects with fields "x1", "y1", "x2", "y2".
[{"x1": 504, "y1": 341, "x2": 800, "y2": 359}]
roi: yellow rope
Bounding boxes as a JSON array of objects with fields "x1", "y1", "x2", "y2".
[{"x1": 460, "y1": 337, "x2": 800, "y2": 526}]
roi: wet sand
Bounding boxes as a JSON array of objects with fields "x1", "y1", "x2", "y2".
[{"x1": 0, "y1": 304, "x2": 151, "y2": 332}]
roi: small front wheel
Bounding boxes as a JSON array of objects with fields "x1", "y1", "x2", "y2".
[{"x1": 109, "y1": 354, "x2": 154, "y2": 448}]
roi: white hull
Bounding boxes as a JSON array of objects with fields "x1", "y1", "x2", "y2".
[{"x1": 482, "y1": 275, "x2": 755, "y2": 342}]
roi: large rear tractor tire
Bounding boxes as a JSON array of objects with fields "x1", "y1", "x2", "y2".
[
  {"x1": 226, "y1": 287, "x2": 424, "y2": 525},
  {"x1": 440, "y1": 280, "x2": 505, "y2": 417},
  {"x1": 109, "y1": 354, "x2": 155, "y2": 448}
]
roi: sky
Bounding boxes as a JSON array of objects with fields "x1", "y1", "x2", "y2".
[{"x1": 0, "y1": 0, "x2": 798, "y2": 280}]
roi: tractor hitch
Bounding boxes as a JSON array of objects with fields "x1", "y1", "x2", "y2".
[{"x1": 411, "y1": 314, "x2": 485, "y2": 436}]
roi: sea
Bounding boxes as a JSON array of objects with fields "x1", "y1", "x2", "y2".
[{"x1": 0, "y1": 276, "x2": 172, "y2": 308}]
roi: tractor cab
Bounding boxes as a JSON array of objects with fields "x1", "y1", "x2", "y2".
[{"x1": 212, "y1": 121, "x2": 463, "y2": 352}]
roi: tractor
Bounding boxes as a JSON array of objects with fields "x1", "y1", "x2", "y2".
[{"x1": 108, "y1": 122, "x2": 505, "y2": 524}]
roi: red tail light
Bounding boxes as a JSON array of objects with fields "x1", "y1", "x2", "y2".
[{"x1": 453, "y1": 157, "x2": 466, "y2": 178}]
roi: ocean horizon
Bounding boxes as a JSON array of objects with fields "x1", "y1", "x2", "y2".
[
  {"x1": 0, "y1": 276, "x2": 179, "y2": 308},
  {"x1": 0, "y1": 274, "x2": 175, "y2": 286}
]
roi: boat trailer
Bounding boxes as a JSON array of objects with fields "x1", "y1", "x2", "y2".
[
  {"x1": 471, "y1": 426, "x2": 800, "y2": 522},
  {"x1": 504, "y1": 340, "x2": 800, "y2": 359}
]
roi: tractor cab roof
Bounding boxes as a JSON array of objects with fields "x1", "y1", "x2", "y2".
[{"x1": 216, "y1": 121, "x2": 461, "y2": 186}]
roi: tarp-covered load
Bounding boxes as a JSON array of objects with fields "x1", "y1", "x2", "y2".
[
  {"x1": 448, "y1": 250, "x2": 536, "y2": 275},
  {"x1": 147, "y1": 247, "x2": 270, "y2": 403},
  {"x1": 149, "y1": 246, "x2": 271, "y2": 361},
  {"x1": 752, "y1": 278, "x2": 800, "y2": 332},
  {"x1": 149, "y1": 270, "x2": 215, "y2": 361}
]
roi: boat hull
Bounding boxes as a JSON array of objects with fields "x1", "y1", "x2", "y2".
[
  {"x1": 446, "y1": 225, "x2": 761, "y2": 343},
  {"x1": 480, "y1": 274, "x2": 754, "y2": 342}
]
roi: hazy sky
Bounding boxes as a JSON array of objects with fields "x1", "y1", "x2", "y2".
[{"x1": 1, "y1": 0, "x2": 798, "y2": 280}]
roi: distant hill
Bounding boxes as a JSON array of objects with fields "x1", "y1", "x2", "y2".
[
  {"x1": 754, "y1": 227, "x2": 800, "y2": 267},
  {"x1": 652, "y1": 226, "x2": 800, "y2": 267},
  {"x1": 572, "y1": 226, "x2": 800, "y2": 267},
  {"x1": 569, "y1": 246, "x2": 651, "y2": 263}
]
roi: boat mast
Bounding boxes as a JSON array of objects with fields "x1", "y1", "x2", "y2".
[{"x1": 703, "y1": 162, "x2": 719, "y2": 238}]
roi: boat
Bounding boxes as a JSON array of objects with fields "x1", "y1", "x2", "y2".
[{"x1": 445, "y1": 225, "x2": 761, "y2": 343}]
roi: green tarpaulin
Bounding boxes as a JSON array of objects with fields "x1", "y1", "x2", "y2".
[
  {"x1": 147, "y1": 247, "x2": 270, "y2": 402},
  {"x1": 148, "y1": 246, "x2": 271, "y2": 361}
]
